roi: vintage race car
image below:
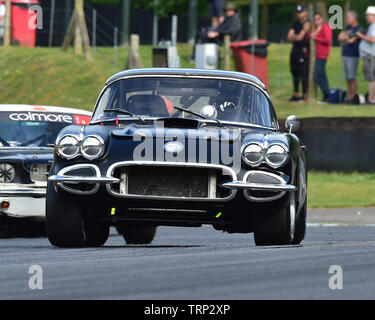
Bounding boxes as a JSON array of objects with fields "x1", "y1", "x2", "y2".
[
  {"x1": 46, "y1": 69, "x2": 307, "y2": 247},
  {"x1": 0, "y1": 104, "x2": 91, "y2": 236}
]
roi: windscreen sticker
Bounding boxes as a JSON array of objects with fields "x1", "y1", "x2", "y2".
[
  {"x1": 1, "y1": 112, "x2": 88, "y2": 124},
  {"x1": 73, "y1": 114, "x2": 91, "y2": 125}
]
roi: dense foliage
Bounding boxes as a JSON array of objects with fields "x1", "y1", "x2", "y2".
[{"x1": 86, "y1": 0, "x2": 208, "y2": 17}]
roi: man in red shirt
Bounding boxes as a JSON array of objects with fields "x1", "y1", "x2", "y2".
[{"x1": 311, "y1": 12, "x2": 332, "y2": 102}]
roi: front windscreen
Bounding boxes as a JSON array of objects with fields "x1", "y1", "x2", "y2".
[
  {"x1": 0, "y1": 111, "x2": 89, "y2": 147},
  {"x1": 92, "y1": 77, "x2": 277, "y2": 128}
]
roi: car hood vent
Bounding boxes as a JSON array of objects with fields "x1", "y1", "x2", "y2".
[{"x1": 155, "y1": 118, "x2": 200, "y2": 129}]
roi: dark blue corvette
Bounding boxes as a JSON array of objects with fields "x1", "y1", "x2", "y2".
[{"x1": 47, "y1": 69, "x2": 307, "y2": 247}]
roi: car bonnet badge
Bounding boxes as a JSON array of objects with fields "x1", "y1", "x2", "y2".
[{"x1": 164, "y1": 141, "x2": 184, "y2": 154}]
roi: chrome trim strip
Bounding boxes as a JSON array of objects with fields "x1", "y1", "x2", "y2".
[
  {"x1": 222, "y1": 170, "x2": 296, "y2": 202},
  {"x1": 49, "y1": 175, "x2": 120, "y2": 184},
  {"x1": 0, "y1": 190, "x2": 46, "y2": 197},
  {"x1": 105, "y1": 161, "x2": 237, "y2": 202},
  {"x1": 52, "y1": 164, "x2": 105, "y2": 195},
  {"x1": 222, "y1": 181, "x2": 296, "y2": 192},
  {"x1": 0, "y1": 147, "x2": 54, "y2": 151},
  {"x1": 243, "y1": 170, "x2": 292, "y2": 202}
]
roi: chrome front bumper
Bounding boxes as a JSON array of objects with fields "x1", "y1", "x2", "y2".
[
  {"x1": 0, "y1": 184, "x2": 46, "y2": 197},
  {"x1": 49, "y1": 163, "x2": 296, "y2": 202},
  {"x1": 222, "y1": 181, "x2": 297, "y2": 192},
  {"x1": 49, "y1": 175, "x2": 120, "y2": 184}
]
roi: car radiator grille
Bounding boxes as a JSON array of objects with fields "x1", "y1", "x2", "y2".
[
  {"x1": 30, "y1": 164, "x2": 51, "y2": 183},
  {"x1": 128, "y1": 167, "x2": 208, "y2": 197},
  {"x1": 110, "y1": 165, "x2": 233, "y2": 200}
]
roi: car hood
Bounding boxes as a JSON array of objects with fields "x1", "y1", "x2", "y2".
[{"x1": 0, "y1": 147, "x2": 54, "y2": 164}]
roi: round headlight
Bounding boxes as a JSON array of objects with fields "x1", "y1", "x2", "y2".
[
  {"x1": 266, "y1": 144, "x2": 288, "y2": 167},
  {"x1": 0, "y1": 163, "x2": 16, "y2": 183},
  {"x1": 57, "y1": 135, "x2": 79, "y2": 159},
  {"x1": 242, "y1": 143, "x2": 264, "y2": 166},
  {"x1": 81, "y1": 136, "x2": 104, "y2": 160}
]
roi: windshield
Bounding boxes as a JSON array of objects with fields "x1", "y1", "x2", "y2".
[
  {"x1": 0, "y1": 111, "x2": 90, "y2": 147},
  {"x1": 93, "y1": 77, "x2": 277, "y2": 128}
]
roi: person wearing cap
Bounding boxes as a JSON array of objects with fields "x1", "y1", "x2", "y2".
[
  {"x1": 311, "y1": 12, "x2": 332, "y2": 103},
  {"x1": 357, "y1": 6, "x2": 375, "y2": 104},
  {"x1": 207, "y1": 3, "x2": 242, "y2": 43},
  {"x1": 287, "y1": 5, "x2": 312, "y2": 102},
  {"x1": 338, "y1": 10, "x2": 364, "y2": 104},
  {"x1": 190, "y1": 3, "x2": 242, "y2": 62},
  {"x1": 207, "y1": 0, "x2": 225, "y2": 28}
]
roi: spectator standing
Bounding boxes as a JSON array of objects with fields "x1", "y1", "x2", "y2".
[
  {"x1": 287, "y1": 5, "x2": 311, "y2": 102},
  {"x1": 357, "y1": 6, "x2": 375, "y2": 104},
  {"x1": 338, "y1": 11, "x2": 363, "y2": 104},
  {"x1": 311, "y1": 12, "x2": 332, "y2": 102},
  {"x1": 208, "y1": 0, "x2": 225, "y2": 28}
]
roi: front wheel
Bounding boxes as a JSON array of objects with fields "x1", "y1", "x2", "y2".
[
  {"x1": 45, "y1": 182, "x2": 109, "y2": 247},
  {"x1": 253, "y1": 192, "x2": 297, "y2": 246},
  {"x1": 116, "y1": 226, "x2": 156, "y2": 245},
  {"x1": 291, "y1": 199, "x2": 307, "y2": 245}
]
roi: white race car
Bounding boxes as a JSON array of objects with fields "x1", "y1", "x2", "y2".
[{"x1": 0, "y1": 105, "x2": 91, "y2": 237}]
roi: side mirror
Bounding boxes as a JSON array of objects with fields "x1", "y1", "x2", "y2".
[{"x1": 285, "y1": 115, "x2": 301, "y2": 133}]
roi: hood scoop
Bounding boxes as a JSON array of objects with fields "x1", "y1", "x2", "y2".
[{"x1": 155, "y1": 118, "x2": 200, "y2": 129}]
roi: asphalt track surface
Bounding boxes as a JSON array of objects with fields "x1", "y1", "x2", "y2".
[{"x1": 1, "y1": 207, "x2": 375, "y2": 300}]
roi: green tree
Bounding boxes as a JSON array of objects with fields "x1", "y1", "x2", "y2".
[{"x1": 86, "y1": 0, "x2": 208, "y2": 17}]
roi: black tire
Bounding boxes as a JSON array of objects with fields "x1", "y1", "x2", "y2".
[
  {"x1": 45, "y1": 182, "x2": 109, "y2": 247},
  {"x1": 291, "y1": 200, "x2": 307, "y2": 245},
  {"x1": 253, "y1": 192, "x2": 296, "y2": 246},
  {"x1": 85, "y1": 216, "x2": 110, "y2": 247},
  {"x1": 117, "y1": 226, "x2": 156, "y2": 245}
]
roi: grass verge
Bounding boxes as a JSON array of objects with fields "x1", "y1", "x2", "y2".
[{"x1": 308, "y1": 172, "x2": 375, "y2": 209}]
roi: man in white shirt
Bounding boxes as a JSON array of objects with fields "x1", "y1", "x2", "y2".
[{"x1": 358, "y1": 6, "x2": 375, "y2": 104}]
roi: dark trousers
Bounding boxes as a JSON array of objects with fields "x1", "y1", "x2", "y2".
[
  {"x1": 290, "y1": 55, "x2": 309, "y2": 95},
  {"x1": 314, "y1": 58, "x2": 330, "y2": 98}
]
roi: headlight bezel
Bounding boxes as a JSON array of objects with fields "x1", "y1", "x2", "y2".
[
  {"x1": 56, "y1": 134, "x2": 105, "y2": 160},
  {"x1": 265, "y1": 143, "x2": 289, "y2": 168},
  {"x1": 241, "y1": 142, "x2": 265, "y2": 166},
  {"x1": 81, "y1": 135, "x2": 105, "y2": 160},
  {"x1": 56, "y1": 135, "x2": 80, "y2": 160},
  {"x1": 241, "y1": 142, "x2": 289, "y2": 168}
]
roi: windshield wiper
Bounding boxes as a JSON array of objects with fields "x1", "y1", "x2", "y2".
[
  {"x1": 173, "y1": 106, "x2": 223, "y2": 127},
  {"x1": 102, "y1": 109, "x2": 146, "y2": 123}
]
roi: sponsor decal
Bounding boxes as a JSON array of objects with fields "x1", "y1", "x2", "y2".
[
  {"x1": 7, "y1": 112, "x2": 76, "y2": 124},
  {"x1": 74, "y1": 114, "x2": 91, "y2": 125}
]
